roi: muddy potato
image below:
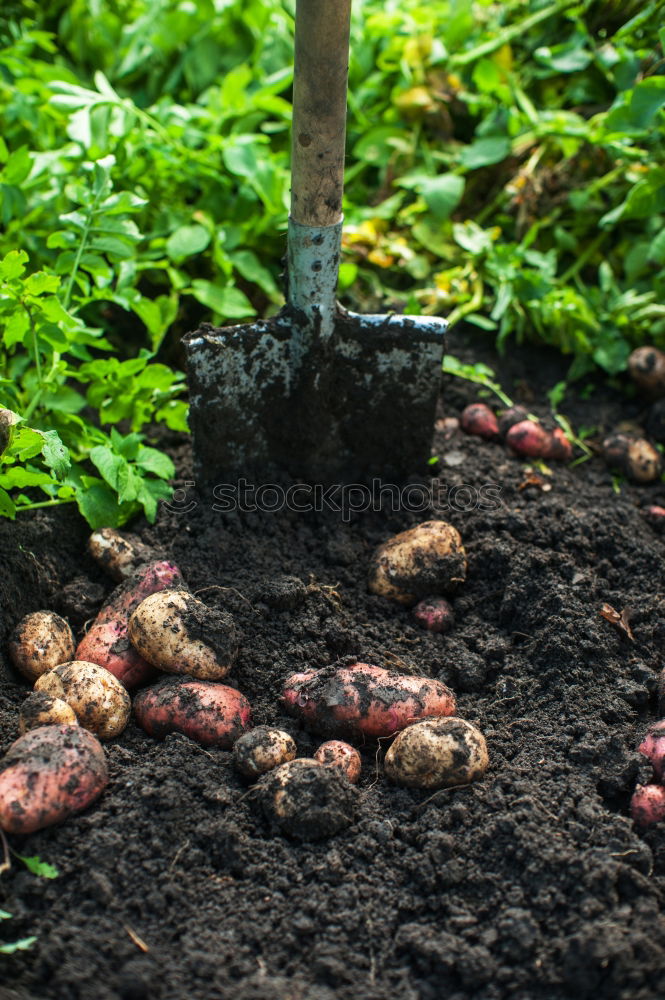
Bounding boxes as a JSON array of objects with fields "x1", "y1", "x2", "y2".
[
  {"x1": 257, "y1": 758, "x2": 358, "y2": 840},
  {"x1": 603, "y1": 434, "x2": 661, "y2": 484},
  {"x1": 460, "y1": 403, "x2": 499, "y2": 440},
  {"x1": 543, "y1": 427, "x2": 573, "y2": 462},
  {"x1": 0, "y1": 724, "x2": 108, "y2": 834},
  {"x1": 498, "y1": 405, "x2": 529, "y2": 439},
  {"x1": 35, "y1": 660, "x2": 131, "y2": 740},
  {"x1": 233, "y1": 726, "x2": 297, "y2": 779},
  {"x1": 129, "y1": 590, "x2": 237, "y2": 680},
  {"x1": 368, "y1": 520, "x2": 467, "y2": 605},
  {"x1": 134, "y1": 676, "x2": 251, "y2": 748},
  {"x1": 314, "y1": 741, "x2": 361, "y2": 783},
  {"x1": 283, "y1": 662, "x2": 457, "y2": 740},
  {"x1": 638, "y1": 720, "x2": 665, "y2": 781},
  {"x1": 88, "y1": 528, "x2": 154, "y2": 582},
  {"x1": 384, "y1": 717, "x2": 489, "y2": 789},
  {"x1": 19, "y1": 692, "x2": 78, "y2": 735},
  {"x1": 8, "y1": 611, "x2": 75, "y2": 682},
  {"x1": 76, "y1": 560, "x2": 183, "y2": 689},
  {"x1": 412, "y1": 596, "x2": 455, "y2": 634},
  {"x1": 505, "y1": 420, "x2": 550, "y2": 458},
  {"x1": 628, "y1": 346, "x2": 665, "y2": 400},
  {"x1": 631, "y1": 783, "x2": 665, "y2": 827}
]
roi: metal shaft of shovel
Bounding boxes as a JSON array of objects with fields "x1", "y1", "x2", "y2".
[{"x1": 184, "y1": 0, "x2": 447, "y2": 485}]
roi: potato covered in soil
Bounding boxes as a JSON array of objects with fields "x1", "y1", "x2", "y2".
[
  {"x1": 283, "y1": 662, "x2": 457, "y2": 740},
  {"x1": 19, "y1": 692, "x2": 78, "y2": 735},
  {"x1": 35, "y1": 660, "x2": 131, "y2": 740},
  {"x1": 628, "y1": 346, "x2": 665, "y2": 400},
  {"x1": 630, "y1": 784, "x2": 665, "y2": 827},
  {"x1": 498, "y1": 405, "x2": 529, "y2": 439},
  {"x1": 505, "y1": 420, "x2": 550, "y2": 458},
  {"x1": 412, "y1": 596, "x2": 455, "y2": 634},
  {"x1": 233, "y1": 726, "x2": 297, "y2": 779},
  {"x1": 460, "y1": 403, "x2": 499, "y2": 440},
  {"x1": 8, "y1": 611, "x2": 75, "y2": 682},
  {"x1": 384, "y1": 717, "x2": 489, "y2": 789},
  {"x1": 638, "y1": 720, "x2": 665, "y2": 780},
  {"x1": 76, "y1": 560, "x2": 183, "y2": 689},
  {"x1": 368, "y1": 520, "x2": 467, "y2": 605},
  {"x1": 128, "y1": 590, "x2": 237, "y2": 680},
  {"x1": 0, "y1": 724, "x2": 108, "y2": 834},
  {"x1": 602, "y1": 434, "x2": 661, "y2": 484},
  {"x1": 314, "y1": 741, "x2": 361, "y2": 783},
  {"x1": 543, "y1": 427, "x2": 573, "y2": 462},
  {"x1": 257, "y1": 758, "x2": 358, "y2": 840},
  {"x1": 88, "y1": 528, "x2": 154, "y2": 582},
  {"x1": 134, "y1": 676, "x2": 251, "y2": 748}
]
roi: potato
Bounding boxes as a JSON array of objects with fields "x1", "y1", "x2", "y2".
[
  {"x1": 498, "y1": 405, "x2": 529, "y2": 439},
  {"x1": 505, "y1": 420, "x2": 550, "y2": 458},
  {"x1": 628, "y1": 346, "x2": 665, "y2": 400},
  {"x1": 603, "y1": 434, "x2": 661, "y2": 484},
  {"x1": 638, "y1": 720, "x2": 665, "y2": 781},
  {"x1": 368, "y1": 520, "x2": 467, "y2": 605},
  {"x1": 543, "y1": 427, "x2": 572, "y2": 462},
  {"x1": 412, "y1": 596, "x2": 455, "y2": 634},
  {"x1": 76, "y1": 560, "x2": 183, "y2": 689},
  {"x1": 0, "y1": 724, "x2": 108, "y2": 834},
  {"x1": 19, "y1": 693, "x2": 78, "y2": 735},
  {"x1": 88, "y1": 528, "x2": 153, "y2": 582},
  {"x1": 35, "y1": 661, "x2": 131, "y2": 741},
  {"x1": 314, "y1": 741, "x2": 361, "y2": 783},
  {"x1": 384, "y1": 716, "x2": 488, "y2": 789},
  {"x1": 283, "y1": 662, "x2": 457, "y2": 740},
  {"x1": 630, "y1": 783, "x2": 665, "y2": 827},
  {"x1": 128, "y1": 590, "x2": 237, "y2": 680},
  {"x1": 257, "y1": 758, "x2": 358, "y2": 840},
  {"x1": 460, "y1": 403, "x2": 499, "y2": 440},
  {"x1": 233, "y1": 726, "x2": 297, "y2": 779},
  {"x1": 134, "y1": 676, "x2": 251, "y2": 748},
  {"x1": 8, "y1": 611, "x2": 75, "y2": 682}
]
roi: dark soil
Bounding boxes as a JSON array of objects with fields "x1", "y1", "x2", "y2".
[{"x1": 3, "y1": 328, "x2": 665, "y2": 1000}]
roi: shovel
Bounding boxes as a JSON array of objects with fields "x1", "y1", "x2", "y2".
[{"x1": 183, "y1": 0, "x2": 447, "y2": 484}]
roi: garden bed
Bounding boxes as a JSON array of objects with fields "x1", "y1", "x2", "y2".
[{"x1": 2, "y1": 329, "x2": 665, "y2": 1000}]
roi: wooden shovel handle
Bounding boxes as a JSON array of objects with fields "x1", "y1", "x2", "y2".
[{"x1": 290, "y1": 0, "x2": 352, "y2": 227}]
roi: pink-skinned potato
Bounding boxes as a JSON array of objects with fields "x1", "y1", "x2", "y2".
[
  {"x1": 282, "y1": 662, "x2": 456, "y2": 740},
  {"x1": 630, "y1": 784, "x2": 665, "y2": 827},
  {"x1": 460, "y1": 403, "x2": 499, "y2": 440},
  {"x1": 134, "y1": 676, "x2": 252, "y2": 748},
  {"x1": 0, "y1": 724, "x2": 108, "y2": 834},
  {"x1": 638, "y1": 720, "x2": 665, "y2": 781},
  {"x1": 314, "y1": 741, "x2": 362, "y2": 783},
  {"x1": 75, "y1": 560, "x2": 183, "y2": 689},
  {"x1": 505, "y1": 420, "x2": 550, "y2": 458}
]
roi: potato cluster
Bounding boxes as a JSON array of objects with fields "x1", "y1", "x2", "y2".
[{"x1": 2, "y1": 521, "x2": 489, "y2": 840}]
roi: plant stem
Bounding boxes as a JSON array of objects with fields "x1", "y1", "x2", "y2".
[
  {"x1": 450, "y1": 0, "x2": 584, "y2": 67},
  {"x1": 559, "y1": 231, "x2": 605, "y2": 284},
  {"x1": 16, "y1": 497, "x2": 75, "y2": 513}
]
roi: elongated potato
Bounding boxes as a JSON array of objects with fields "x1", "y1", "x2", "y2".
[
  {"x1": 368, "y1": 520, "x2": 467, "y2": 605},
  {"x1": 0, "y1": 725, "x2": 108, "y2": 834},
  {"x1": 384, "y1": 716, "x2": 489, "y2": 789},
  {"x1": 128, "y1": 590, "x2": 237, "y2": 680},
  {"x1": 282, "y1": 662, "x2": 456, "y2": 740},
  {"x1": 76, "y1": 560, "x2": 183, "y2": 689},
  {"x1": 88, "y1": 528, "x2": 154, "y2": 581},
  {"x1": 134, "y1": 676, "x2": 251, "y2": 748},
  {"x1": 19, "y1": 692, "x2": 78, "y2": 734},
  {"x1": 9, "y1": 611, "x2": 75, "y2": 682},
  {"x1": 35, "y1": 660, "x2": 131, "y2": 740}
]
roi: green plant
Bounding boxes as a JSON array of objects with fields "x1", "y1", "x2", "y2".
[{"x1": 0, "y1": 911, "x2": 36, "y2": 955}]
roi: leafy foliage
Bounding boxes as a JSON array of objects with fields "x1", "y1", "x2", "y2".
[{"x1": 0, "y1": 0, "x2": 663, "y2": 524}]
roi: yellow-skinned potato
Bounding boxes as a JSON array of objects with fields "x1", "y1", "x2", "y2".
[
  {"x1": 384, "y1": 717, "x2": 489, "y2": 789},
  {"x1": 368, "y1": 520, "x2": 467, "y2": 605},
  {"x1": 628, "y1": 346, "x2": 665, "y2": 400},
  {"x1": 8, "y1": 611, "x2": 75, "y2": 682},
  {"x1": 128, "y1": 590, "x2": 237, "y2": 680},
  {"x1": 233, "y1": 727, "x2": 297, "y2": 779},
  {"x1": 35, "y1": 660, "x2": 131, "y2": 740},
  {"x1": 19, "y1": 692, "x2": 78, "y2": 735}
]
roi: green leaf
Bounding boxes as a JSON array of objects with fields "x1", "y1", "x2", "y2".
[
  {"x1": 13, "y1": 853, "x2": 59, "y2": 879},
  {"x1": 459, "y1": 136, "x2": 511, "y2": 170},
  {"x1": 135, "y1": 446, "x2": 174, "y2": 479},
  {"x1": 0, "y1": 486, "x2": 16, "y2": 518},
  {"x1": 166, "y1": 224, "x2": 210, "y2": 261},
  {"x1": 0, "y1": 468, "x2": 55, "y2": 489},
  {"x1": 0, "y1": 937, "x2": 37, "y2": 954},
  {"x1": 629, "y1": 77, "x2": 665, "y2": 129},
  {"x1": 89, "y1": 445, "x2": 124, "y2": 491},
  {"x1": 188, "y1": 280, "x2": 256, "y2": 318},
  {"x1": 0, "y1": 250, "x2": 29, "y2": 281},
  {"x1": 23, "y1": 272, "x2": 61, "y2": 296},
  {"x1": 40, "y1": 431, "x2": 71, "y2": 480},
  {"x1": 420, "y1": 174, "x2": 465, "y2": 221},
  {"x1": 75, "y1": 481, "x2": 124, "y2": 529}
]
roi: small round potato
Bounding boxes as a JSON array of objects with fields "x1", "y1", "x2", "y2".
[
  {"x1": 35, "y1": 660, "x2": 131, "y2": 741},
  {"x1": 233, "y1": 726, "x2": 297, "y2": 779},
  {"x1": 128, "y1": 590, "x2": 237, "y2": 680},
  {"x1": 628, "y1": 346, "x2": 665, "y2": 400},
  {"x1": 603, "y1": 434, "x2": 661, "y2": 484},
  {"x1": 412, "y1": 596, "x2": 455, "y2": 634},
  {"x1": 8, "y1": 611, "x2": 76, "y2": 682},
  {"x1": 258, "y1": 758, "x2": 358, "y2": 840},
  {"x1": 314, "y1": 741, "x2": 361, "y2": 783},
  {"x1": 368, "y1": 520, "x2": 467, "y2": 605},
  {"x1": 384, "y1": 717, "x2": 489, "y2": 789},
  {"x1": 19, "y1": 692, "x2": 78, "y2": 735}
]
